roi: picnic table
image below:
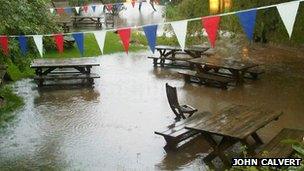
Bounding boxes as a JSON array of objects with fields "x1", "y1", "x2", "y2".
[
  {"x1": 149, "y1": 45, "x2": 210, "y2": 68},
  {"x1": 72, "y1": 16, "x2": 103, "y2": 29},
  {"x1": 56, "y1": 21, "x2": 71, "y2": 33},
  {"x1": 30, "y1": 58, "x2": 100, "y2": 87},
  {"x1": 184, "y1": 105, "x2": 283, "y2": 166},
  {"x1": 188, "y1": 57, "x2": 259, "y2": 85}
]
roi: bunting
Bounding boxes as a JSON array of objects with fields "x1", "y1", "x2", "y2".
[
  {"x1": 106, "y1": 4, "x2": 113, "y2": 12},
  {"x1": 92, "y1": 5, "x2": 96, "y2": 12},
  {"x1": 277, "y1": 1, "x2": 300, "y2": 38},
  {"x1": 93, "y1": 31, "x2": 107, "y2": 54},
  {"x1": 33, "y1": 35, "x2": 43, "y2": 57},
  {"x1": 143, "y1": 25, "x2": 158, "y2": 53},
  {"x1": 72, "y1": 33, "x2": 84, "y2": 56},
  {"x1": 0, "y1": 36, "x2": 8, "y2": 56},
  {"x1": 18, "y1": 36, "x2": 28, "y2": 55},
  {"x1": 56, "y1": 8, "x2": 65, "y2": 15},
  {"x1": 83, "y1": 5, "x2": 89, "y2": 13},
  {"x1": 117, "y1": 28, "x2": 131, "y2": 54},
  {"x1": 171, "y1": 21, "x2": 188, "y2": 51},
  {"x1": 54, "y1": 34, "x2": 64, "y2": 53},
  {"x1": 236, "y1": 9, "x2": 257, "y2": 41},
  {"x1": 202, "y1": 16, "x2": 221, "y2": 48},
  {"x1": 75, "y1": 7, "x2": 80, "y2": 14},
  {"x1": 64, "y1": 8, "x2": 73, "y2": 15},
  {"x1": 131, "y1": 0, "x2": 136, "y2": 8}
]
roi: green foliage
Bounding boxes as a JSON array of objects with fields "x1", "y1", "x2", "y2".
[
  {"x1": 0, "y1": 0, "x2": 61, "y2": 80},
  {"x1": 165, "y1": 0, "x2": 304, "y2": 45},
  {"x1": 0, "y1": 85, "x2": 24, "y2": 126}
]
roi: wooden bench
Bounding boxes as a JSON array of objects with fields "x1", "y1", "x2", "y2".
[
  {"x1": 148, "y1": 56, "x2": 191, "y2": 68},
  {"x1": 256, "y1": 128, "x2": 304, "y2": 158},
  {"x1": 34, "y1": 73, "x2": 100, "y2": 86},
  {"x1": 245, "y1": 67, "x2": 265, "y2": 80},
  {"x1": 178, "y1": 70, "x2": 234, "y2": 89},
  {"x1": 155, "y1": 112, "x2": 210, "y2": 150}
]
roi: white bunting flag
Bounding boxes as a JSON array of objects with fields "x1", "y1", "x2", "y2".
[
  {"x1": 75, "y1": 7, "x2": 80, "y2": 14},
  {"x1": 50, "y1": 8, "x2": 54, "y2": 14},
  {"x1": 33, "y1": 35, "x2": 43, "y2": 57},
  {"x1": 277, "y1": 1, "x2": 300, "y2": 38},
  {"x1": 171, "y1": 21, "x2": 188, "y2": 51},
  {"x1": 93, "y1": 31, "x2": 107, "y2": 54}
]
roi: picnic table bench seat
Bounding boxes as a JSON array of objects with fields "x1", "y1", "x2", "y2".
[
  {"x1": 155, "y1": 112, "x2": 210, "y2": 150},
  {"x1": 256, "y1": 128, "x2": 304, "y2": 158},
  {"x1": 148, "y1": 56, "x2": 192, "y2": 68},
  {"x1": 178, "y1": 70, "x2": 234, "y2": 89},
  {"x1": 245, "y1": 67, "x2": 265, "y2": 80}
]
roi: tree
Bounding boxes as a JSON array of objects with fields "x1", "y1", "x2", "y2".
[{"x1": 166, "y1": 0, "x2": 304, "y2": 45}]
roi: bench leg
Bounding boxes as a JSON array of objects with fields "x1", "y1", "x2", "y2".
[
  {"x1": 184, "y1": 75, "x2": 191, "y2": 83},
  {"x1": 153, "y1": 58, "x2": 158, "y2": 67},
  {"x1": 251, "y1": 132, "x2": 263, "y2": 145},
  {"x1": 164, "y1": 137, "x2": 178, "y2": 151},
  {"x1": 250, "y1": 73, "x2": 258, "y2": 80}
]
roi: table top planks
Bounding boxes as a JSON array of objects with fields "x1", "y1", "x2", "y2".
[
  {"x1": 31, "y1": 58, "x2": 100, "y2": 68},
  {"x1": 188, "y1": 57, "x2": 258, "y2": 71},
  {"x1": 185, "y1": 105, "x2": 283, "y2": 140},
  {"x1": 155, "y1": 45, "x2": 210, "y2": 52}
]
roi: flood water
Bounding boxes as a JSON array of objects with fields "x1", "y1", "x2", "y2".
[{"x1": 0, "y1": 44, "x2": 304, "y2": 170}]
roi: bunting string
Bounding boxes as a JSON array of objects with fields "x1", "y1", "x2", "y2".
[
  {"x1": 4, "y1": 0, "x2": 303, "y2": 38},
  {"x1": 1, "y1": 0, "x2": 303, "y2": 56}
]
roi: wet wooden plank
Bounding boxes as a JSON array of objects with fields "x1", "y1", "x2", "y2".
[
  {"x1": 257, "y1": 128, "x2": 304, "y2": 158},
  {"x1": 185, "y1": 105, "x2": 282, "y2": 139},
  {"x1": 31, "y1": 58, "x2": 100, "y2": 68},
  {"x1": 34, "y1": 73, "x2": 100, "y2": 80}
]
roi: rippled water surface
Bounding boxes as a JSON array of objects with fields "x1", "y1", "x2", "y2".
[{"x1": 0, "y1": 45, "x2": 304, "y2": 170}]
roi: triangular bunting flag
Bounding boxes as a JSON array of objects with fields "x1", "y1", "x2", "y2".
[
  {"x1": 33, "y1": 35, "x2": 43, "y2": 57},
  {"x1": 56, "y1": 8, "x2": 65, "y2": 15},
  {"x1": 64, "y1": 8, "x2": 73, "y2": 15},
  {"x1": 54, "y1": 34, "x2": 64, "y2": 53},
  {"x1": 83, "y1": 5, "x2": 89, "y2": 13},
  {"x1": 171, "y1": 21, "x2": 188, "y2": 51},
  {"x1": 202, "y1": 16, "x2": 221, "y2": 48},
  {"x1": 277, "y1": 1, "x2": 300, "y2": 38},
  {"x1": 75, "y1": 7, "x2": 80, "y2": 14},
  {"x1": 106, "y1": 4, "x2": 113, "y2": 12},
  {"x1": 50, "y1": 8, "x2": 55, "y2": 14},
  {"x1": 236, "y1": 9, "x2": 257, "y2": 41},
  {"x1": 131, "y1": 0, "x2": 136, "y2": 8},
  {"x1": 72, "y1": 33, "x2": 84, "y2": 56},
  {"x1": 0, "y1": 36, "x2": 9, "y2": 56},
  {"x1": 18, "y1": 35, "x2": 28, "y2": 55},
  {"x1": 93, "y1": 31, "x2": 107, "y2": 54},
  {"x1": 117, "y1": 28, "x2": 131, "y2": 54},
  {"x1": 91, "y1": 5, "x2": 96, "y2": 12},
  {"x1": 143, "y1": 25, "x2": 158, "y2": 53}
]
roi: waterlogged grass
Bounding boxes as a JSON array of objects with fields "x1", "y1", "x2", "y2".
[
  {"x1": 0, "y1": 85, "x2": 23, "y2": 126},
  {"x1": 45, "y1": 32, "x2": 147, "y2": 58}
]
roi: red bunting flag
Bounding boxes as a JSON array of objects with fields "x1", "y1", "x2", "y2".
[
  {"x1": 56, "y1": 8, "x2": 65, "y2": 15},
  {"x1": 106, "y1": 4, "x2": 113, "y2": 12},
  {"x1": 0, "y1": 36, "x2": 9, "y2": 56},
  {"x1": 131, "y1": 0, "x2": 136, "y2": 8},
  {"x1": 117, "y1": 28, "x2": 131, "y2": 54},
  {"x1": 83, "y1": 5, "x2": 89, "y2": 13},
  {"x1": 54, "y1": 34, "x2": 64, "y2": 53},
  {"x1": 202, "y1": 16, "x2": 221, "y2": 48}
]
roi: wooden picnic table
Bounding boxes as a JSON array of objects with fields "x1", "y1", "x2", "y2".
[
  {"x1": 188, "y1": 57, "x2": 259, "y2": 85},
  {"x1": 156, "y1": 45, "x2": 210, "y2": 59},
  {"x1": 72, "y1": 16, "x2": 103, "y2": 29},
  {"x1": 184, "y1": 105, "x2": 283, "y2": 166},
  {"x1": 31, "y1": 58, "x2": 100, "y2": 87}
]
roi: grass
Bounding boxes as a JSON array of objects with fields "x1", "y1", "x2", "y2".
[
  {"x1": 44, "y1": 32, "x2": 147, "y2": 58},
  {"x1": 0, "y1": 85, "x2": 24, "y2": 126}
]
